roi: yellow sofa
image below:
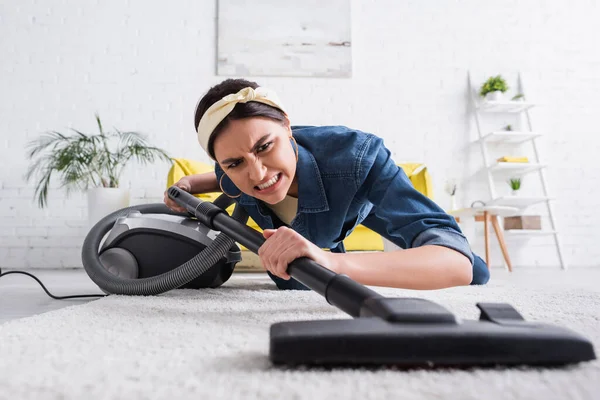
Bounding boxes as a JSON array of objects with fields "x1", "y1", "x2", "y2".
[{"x1": 167, "y1": 159, "x2": 434, "y2": 267}]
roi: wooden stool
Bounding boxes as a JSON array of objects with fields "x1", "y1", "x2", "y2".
[{"x1": 450, "y1": 206, "x2": 519, "y2": 271}]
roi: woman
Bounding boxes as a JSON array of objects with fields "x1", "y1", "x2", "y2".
[{"x1": 164, "y1": 78, "x2": 490, "y2": 290}]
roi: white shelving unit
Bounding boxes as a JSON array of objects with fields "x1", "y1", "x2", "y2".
[
  {"x1": 486, "y1": 161, "x2": 547, "y2": 177},
  {"x1": 467, "y1": 71, "x2": 566, "y2": 269},
  {"x1": 476, "y1": 101, "x2": 535, "y2": 113},
  {"x1": 504, "y1": 230, "x2": 558, "y2": 237},
  {"x1": 477, "y1": 131, "x2": 543, "y2": 144},
  {"x1": 485, "y1": 196, "x2": 551, "y2": 208}
]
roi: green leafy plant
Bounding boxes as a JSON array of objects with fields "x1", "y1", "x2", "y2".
[
  {"x1": 479, "y1": 75, "x2": 509, "y2": 97},
  {"x1": 25, "y1": 113, "x2": 173, "y2": 208},
  {"x1": 508, "y1": 178, "x2": 522, "y2": 191},
  {"x1": 512, "y1": 93, "x2": 525, "y2": 101},
  {"x1": 505, "y1": 124, "x2": 513, "y2": 131}
]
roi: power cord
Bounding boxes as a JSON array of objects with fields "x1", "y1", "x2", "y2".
[{"x1": 0, "y1": 268, "x2": 107, "y2": 300}]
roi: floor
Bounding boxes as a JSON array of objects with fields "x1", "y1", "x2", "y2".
[
  {"x1": 0, "y1": 268, "x2": 268, "y2": 324},
  {"x1": 1, "y1": 267, "x2": 599, "y2": 324}
]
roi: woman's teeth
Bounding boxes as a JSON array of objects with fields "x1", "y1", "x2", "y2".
[{"x1": 257, "y1": 173, "x2": 280, "y2": 190}]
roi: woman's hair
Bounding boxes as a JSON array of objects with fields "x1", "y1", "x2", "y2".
[{"x1": 194, "y1": 78, "x2": 288, "y2": 160}]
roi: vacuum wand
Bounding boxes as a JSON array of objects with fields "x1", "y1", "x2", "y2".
[{"x1": 167, "y1": 186, "x2": 382, "y2": 317}]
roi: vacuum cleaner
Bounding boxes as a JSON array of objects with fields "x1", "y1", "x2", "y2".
[{"x1": 82, "y1": 186, "x2": 597, "y2": 368}]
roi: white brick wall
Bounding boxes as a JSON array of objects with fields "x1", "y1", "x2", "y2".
[{"x1": 1, "y1": 0, "x2": 599, "y2": 270}]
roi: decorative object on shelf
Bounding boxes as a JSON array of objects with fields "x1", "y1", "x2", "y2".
[
  {"x1": 508, "y1": 178, "x2": 522, "y2": 195},
  {"x1": 504, "y1": 124, "x2": 513, "y2": 131},
  {"x1": 497, "y1": 156, "x2": 530, "y2": 163},
  {"x1": 444, "y1": 179, "x2": 458, "y2": 211},
  {"x1": 25, "y1": 113, "x2": 173, "y2": 226},
  {"x1": 504, "y1": 215, "x2": 541, "y2": 230},
  {"x1": 512, "y1": 93, "x2": 525, "y2": 101},
  {"x1": 479, "y1": 75, "x2": 509, "y2": 101}
]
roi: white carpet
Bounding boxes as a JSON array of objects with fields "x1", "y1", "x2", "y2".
[{"x1": 1, "y1": 270, "x2": 599, "y2": 400}]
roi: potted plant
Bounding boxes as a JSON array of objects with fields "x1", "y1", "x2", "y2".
[
  {"x1": 479, "y1": 75, "x2": 509, "y2": 101},
  {"x1": 508, "y1": 178, "x2": 521, "y2": 195},
  {"x1": 25, "y1": 113, "x2": 173, "y2": 226}
]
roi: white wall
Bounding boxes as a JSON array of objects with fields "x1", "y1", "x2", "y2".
[{"x1": 1, "y1": 0, "x2": 599, "y2": 270}]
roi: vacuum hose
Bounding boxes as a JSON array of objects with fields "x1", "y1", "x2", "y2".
[{"x1": 81, "y1": 196, "x2": 248, "y2": 296}]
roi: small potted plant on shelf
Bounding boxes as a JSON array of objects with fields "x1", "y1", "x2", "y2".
[
  {"x1": 508, "y1": 177, "x2": 522, "y2": 195},
  {"x1": 479, "y1": 75, "x2": 509, "y2": 101},
  {"x1": 25, "y1": 113, "x2": 173, "y2": 227}
]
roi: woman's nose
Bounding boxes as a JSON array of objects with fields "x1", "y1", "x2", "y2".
[{"x1": 248, "y1": 158, "x2": 267, "y2": 183}]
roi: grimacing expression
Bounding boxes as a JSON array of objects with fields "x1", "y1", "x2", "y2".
[{"x1": 213, "y1": 117, "x2": 297, "y2": 204}]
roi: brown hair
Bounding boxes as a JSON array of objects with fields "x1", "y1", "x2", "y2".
[{"x1": 194, "y1": 79, "x2": 288, "y2": 159}]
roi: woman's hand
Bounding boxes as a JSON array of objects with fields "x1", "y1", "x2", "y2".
[
  {"x1": 259, "y1": 227, "x2": 338, "y2": 280},
  {"x1": 163, "y1": 177, "x2": 192, "y2": 213}
]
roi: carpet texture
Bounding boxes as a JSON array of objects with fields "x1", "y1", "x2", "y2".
[{"x1": 1, "y1": 270, "x2": 599, "y2": 400}]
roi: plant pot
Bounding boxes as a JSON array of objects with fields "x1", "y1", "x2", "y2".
[
  {"x1": 450, "y1": 195, "x2": 457, "y2": 211},
  {"x1": 87, "y1": 187, "x2": 130, "y2": 228},
  {"x1": 485, "y1": 91, "x2": 504, "y2": 102},
  {"x1": 511, "y1": 189, "x2": 520, "y2": 196}
]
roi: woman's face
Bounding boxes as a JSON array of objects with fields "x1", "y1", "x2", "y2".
[{"x1": 213, "y1": 117, "x2": 298, "y2": 204}]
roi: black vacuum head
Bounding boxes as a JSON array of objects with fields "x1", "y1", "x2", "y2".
[{"x1": 270, "y1": 300, "x2": 596, "y2": 368}]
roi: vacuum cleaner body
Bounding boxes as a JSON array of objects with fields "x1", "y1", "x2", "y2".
[{"x1": 99, "y1": 211, "x2": 241, "y2": 289}]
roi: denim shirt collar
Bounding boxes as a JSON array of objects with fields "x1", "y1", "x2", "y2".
[{"x1": 237, "y1": 138, "x2": 329, "y2": 214}]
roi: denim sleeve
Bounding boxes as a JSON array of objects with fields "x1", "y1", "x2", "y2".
[{"x1": 357, "y1": 135, "x2": 474, "y2": 265}]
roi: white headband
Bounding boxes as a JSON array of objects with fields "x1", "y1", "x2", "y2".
[{"x1": 196, "y1": 86, "x2": 286, "y2": 159}]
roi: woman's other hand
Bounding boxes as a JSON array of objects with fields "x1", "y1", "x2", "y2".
[{"x1": 164, "y1": 177, "x2": 192, "y2": 213}]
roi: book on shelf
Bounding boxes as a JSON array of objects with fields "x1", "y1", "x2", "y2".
[{"x1": 497, "y1": 156, "x2": 529, "y2": 163}]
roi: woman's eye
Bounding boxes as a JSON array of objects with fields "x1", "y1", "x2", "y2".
[
  {"x1": 226, "y1": 142, "x2": 272, "y2": 169},
  {"x1": 227, "y1": 160, "x2": 241, "y2": 169},
  {"x1": 257, "y1": 142, "x2": 272, "y2": 153}
]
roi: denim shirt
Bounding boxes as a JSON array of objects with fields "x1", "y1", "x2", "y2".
[{"x1": 214, "y1": 125, "x2": 475, "y2": 266}]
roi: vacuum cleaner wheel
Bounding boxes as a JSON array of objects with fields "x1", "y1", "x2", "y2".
[{"x1": 99, "y1": 248, "x2": 139, "y2": 279}]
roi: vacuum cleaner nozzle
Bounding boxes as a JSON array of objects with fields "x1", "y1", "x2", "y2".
[{"x1": 270, "y1": 300, "x2": 596, "y2": 368}]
